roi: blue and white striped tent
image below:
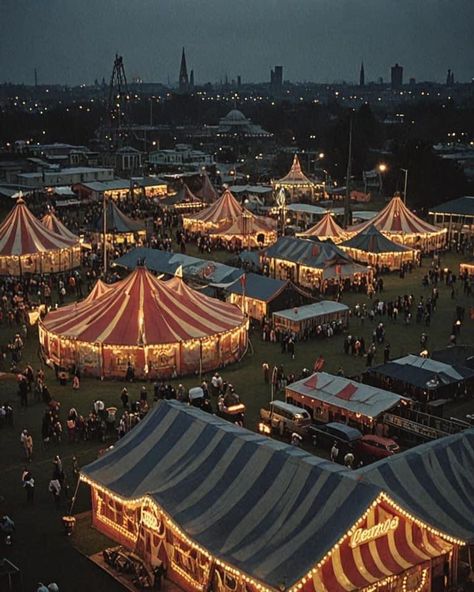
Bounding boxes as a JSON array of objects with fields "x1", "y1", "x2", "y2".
[
  {"x1": 81, "y1": 401, "x2": 380, "y2": 587},
  {"x1": 81, "y1": 401, "x2": 474, "y2": 588}
]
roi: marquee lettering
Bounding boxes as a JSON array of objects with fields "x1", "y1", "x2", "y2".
[{"x1": 350, "y1": 516, "x2": 400, "y2": 548}]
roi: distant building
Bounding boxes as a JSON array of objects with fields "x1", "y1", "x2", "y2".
[
  {"x1": 217, "y1": 109, "x2": 272, "y2": 138},
  {"x1": 446, "y1": 69, "x2": 455, "y2": 86},
  {"x1": 391, "y1": 63, "x2": 403, "y2": 89},
  {"x1": 270, "y1": 66, "x2": 283, "y2": 93},
  {"x1": 149, "y1": 144, "x2": 215, "y2": 169},
  {"x1": 178, "y1": 47, "x2": 189, "y2": 93},
  {"x1": 359, "y1": 62, "x2": 365, "y2": 87},
  {"x1": 15, "y1": 166, "x2": 114, "y2": 188}
]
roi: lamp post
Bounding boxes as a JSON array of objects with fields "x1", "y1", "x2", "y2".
[
  {"x1": 378, "y1": 163, "x2": 387, "y2": 196},
  {"x1": 401, "y1": 168, "x2": 408, "y2": 204}
]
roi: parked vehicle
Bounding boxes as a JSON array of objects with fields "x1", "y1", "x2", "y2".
[
  {"x1": 355, "y1": 434, "x2": 399, "y2": 461},
  {"x1": 307, "y1": 422, "x2": 362, "y2": 458},
  {"x1": 259, "y1": 401, "x2": 311, "y2": 436}
]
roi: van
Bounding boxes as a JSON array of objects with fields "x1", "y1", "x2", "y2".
[{"x1": 259, "y1": 401, "x2": 311, "y2": 436}]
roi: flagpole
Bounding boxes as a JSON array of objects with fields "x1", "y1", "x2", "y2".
[{"x1": 344, "y1": 116, "x2": 353, "y2": 228}]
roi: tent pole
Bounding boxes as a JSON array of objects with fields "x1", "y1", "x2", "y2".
[{"x1": 103, "y1": 193, "x2": 108, "y2": 277}]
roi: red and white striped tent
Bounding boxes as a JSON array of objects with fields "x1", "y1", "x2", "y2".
[
  {"x1": 272, "y1": 154, "x2": 316, "y2": 200},
  {"x1": 39, "y1": 266, "x2": 248, "y2": 378},
  {"x1": 0, "y1": 195, "x2": 81, "y2": 275},
  {"x1": 296, "y1": 211, "x2": 347, "y2": 243},
  {"x1": 182, "y1": 189, "x2": 246, "y2": 231},
  {"x1": 209, "y1": 211, "x2": 277, "y2": 247},
  {"x1": 41, "y1": 211, "x2": 79, "y2": 242},
  {"x1": 347, "y1": 195, "x2": 447, "y2": 251}
]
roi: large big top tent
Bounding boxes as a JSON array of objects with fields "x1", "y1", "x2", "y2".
[
  {"x1": 80, "y1": 400, "x2": 473, "y2": 592},
  {"x1": 39, "y1": 267, "x2": 248, "y2": 378},
  {"x1": 182, "y1": 189, "x2": 245, "y2": 232},
  {"x1": 296, "y1": 211, "x2": 347, "y2": 243},
  {"x1": 0, "y1": 195, "x2": 81, "y2": 275},
  {"x1": 347, "y1": 195, "x2": 446, "y2": 252},
  {"x1": 339, "y1": 224, "x2": 418, "y2": 270}
]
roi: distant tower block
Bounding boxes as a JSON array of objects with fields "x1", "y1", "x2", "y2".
[
  {"x1": 359, "y1": 62, "x2": 365, "y2": 87},
  {"x1": 179, "y1": 47, "x2": 189, "y2": 93},
  {"x1": 270, "y1": 66, "x2": 283, "y2": 93},
  {"x1": 190, "y1": 69, "x2": 194, "y2": 89},
  {"x1": 391, "y1": 63, "x2": 403, "y2": 89}
]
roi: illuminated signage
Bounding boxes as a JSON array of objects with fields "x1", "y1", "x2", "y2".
[
  {"x1": 141, "y1": 508, "x2": 159, "y2": 531},
  {"x1": 350, "y1": 516, "x2": 400, "y2": 548}
]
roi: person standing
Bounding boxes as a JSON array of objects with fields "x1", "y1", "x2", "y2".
[
  {"x1": 120, "y1": 387, "x2": 129, "y2": 409},
  {"x1": 330, "y1": 441, "x2": 339, "y2": 463},
  {"x1": 22, "y1": 470, "x2": 35, "y2": 503},
  {"x1": 20, "y1": 429, "x2": 33, "y2": 462}
]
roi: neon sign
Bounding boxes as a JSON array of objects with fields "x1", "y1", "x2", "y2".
[{"x1": 350, "y1": 516, "x2": 400, "y2": 548}]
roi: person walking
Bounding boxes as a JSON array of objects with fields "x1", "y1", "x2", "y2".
[
  {"x1": 48, "y1": 478, "x2": 62, "y2": 507},
  {"x1": 330, "y1": 441, "x2": 339, "y2": 463},
  {"x1": 20, "y1": 429, "x2": 33, "y2": 462},
  {"x1": 120, "y1": 387, "x2": 129, "y2": 409}
]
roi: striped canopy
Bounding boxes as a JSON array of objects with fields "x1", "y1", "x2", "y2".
[
  {"x1": 183, "y1": 189, "x2": 244, "y2": 227},
  {"x1": 296, "y1": 212, "x2": 347, "y2": 242},
  {"x1": 42, "y1": 267, "x2": 245, "y2": 345},
  {"x1": 0, "y1": 197, "x2": 78, "y2": 256},
  {"x1": 348, "y1": 196, "x2": 440, "y2": 236},
  {"x1": 81, "y1": 401, "x2": 471, "y2": 590},
  {"x1": 264, "y1": 236, "x2": 353, "y2": 268},
  {"x1": 83, "y1": 279, "x2": 113, "y2": 303},
  {"x1": 195, "y1": 172, "x2": 219, "y2": 203},
  {"x1": 41, "y1": 211, "x2": 79, "y2": 242},
  {"x1": 209, "y1": 211, "x2": 276, "y2": 240},
  {"x1": 276, "y1": 154, "x2": 313, "y2": 186}
]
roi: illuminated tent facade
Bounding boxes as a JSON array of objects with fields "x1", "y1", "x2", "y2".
[
  {"x1": 91, "y1": 200, "x2": 146, "y2": 245},
  {"x1": 347, "y1": 196, "x2": 447, "y2": 252},
  {"x1": 272, "y1": 154, "x2": 316, "y2": 201},
  {"x1": 209, "y1": 210, "x2": 277, "y2": 247},
  {"x1": 296, "y1": 211, "x2": 347, "y2": 243},
  {"x1": 159, "y1": 184, "x2": 204, "y2": 212},
  {"x1": 262, "y1": 236, "x2": 369, "y2": 292},
  {"x1": 0, "y1": 197, "x2": 81, "y2": 275},
  {"x1": 182, "y1": 189, "x2": 244, "y2": 232},
  {"x1": 39, "y1": 267, "x2": 248, "y2": 378},
  {"x1": 80, "y1": 401, "x2": 471, "y2": 592},
  {"x1": 339, "y1": 225, "x2": 419, "y2": 270}
]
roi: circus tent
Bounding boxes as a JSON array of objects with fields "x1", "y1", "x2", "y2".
[
  {"x1": 296, "y1": 211, "x2": 347, "y2": 243},
  {"x1": 39, "y1": 266, "x2": 248, "y2": 378},
  {"x1": 340, "y1": 224, "x2": 418, "y2": 269},
  {"x1": 159, "y1": 184, "x2": 203, "y2": 211},
  {"x1": 209, "y1": 210, "x2": 277, "y2": 247},
  {"x1": 347, "y1": 195, "x2": 447, "y2": 251},
  {"x1": 272, "y1": 154, "x2": 316, "y2": 200},
  {"x1": 92, "y1": 200, "x2": 146, "y2": 245},
  {"x1": 195, "y1": 171, "x2": 219, "y2": 203},
  {"x1": 182, "y1": 189, "x2": 245, "y2": 232},
  {"x1": 41, "y1": 211, "x2": 80, "y2": 242},
  {"x1": 83, "y1": 279, "x2": 113, "y2": 303},
  {"x1": 0, "y1": 196, "x2": 81, "y2": 275}
]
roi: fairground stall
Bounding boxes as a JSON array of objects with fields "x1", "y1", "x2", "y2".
[
  {"x1": 272, "y1": 301, "x2": 349, "y2": 338},
  {"x1": 39, "y1": 267, "x2": 248, "y2": 379},
  {"x1": 460, "y1": 263, "x2": 474, "y2": 278},
  {"x1": 41, "y1": 211, "x2": 80, "y2": 242},
  {"x1": 347, "y1": 195, "x2": 447, "y2": 252},
  {"x1": 340, "y1": 225, "x2": 419, "y2": 270},
  {"x1": 0, "y1": 195, "x2": 81, "y2": 275},
  {"x1": 364, "y1": 354, "x2": 474, "y2": 403},
  {"x1": 286, "y1": 371, "x2": 409, "y2": 428},
  {"x1": 79, "y1": 400, "x2": 474, "y2": 592},
  {"x1": 226, "y1": 273, "x2": 314, "y2": 322},
  {"x1": 91, "y1": 200, "x2": 146, "y2": 245},
  {"x1": 296, "y1": 211, "x2": 347, "y2": 243},
  {"x1": 262, "y1": 236, "x2": 369, "y2": 293},
  {"x1": 182, "y1": 189, "x2": 244, "y2": 232}
]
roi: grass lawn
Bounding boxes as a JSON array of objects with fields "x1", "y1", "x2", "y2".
[{"x1": 0, "y1": 249, "x2": 473, "y2": 591}]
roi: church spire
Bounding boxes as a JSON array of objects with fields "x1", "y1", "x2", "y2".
[
  {"x1": 179, "y1": 47, "x2": 189, "y2": 93},
  {"x1": 359, "y1": 61, "x2": 365, "y2": 87}
]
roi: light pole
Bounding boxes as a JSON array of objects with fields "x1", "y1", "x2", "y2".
[
  {"x1": 378, "y1": 163, "x2": 387, "y2": 196},
  {"x1": 401, "y1": 168, "x2": 408, "y2": 204}
]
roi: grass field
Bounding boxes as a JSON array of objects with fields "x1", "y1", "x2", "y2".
[{"x1": 0, "y1": 249, "x2": 473, "y2": 591}]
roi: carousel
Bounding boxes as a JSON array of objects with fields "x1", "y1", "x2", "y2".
[
  {"x1": 296, "y1": 211, "x2": 347, "y2": 243},
  {"x1": 339, "y1": 225, "x2": 419, "y2": 270},
  {"x1": 272, "y1": 154, "x2": 317, "y2": 201},
  {"x1": 209, "y1": 210, "x2": 277, "y2": 248},
  {"x1": 0, "y1": 195, "x2": 81, "y2": 275},
  {"x1": 182, "y1": 189, "x2": 245, "y2": 232},
  {"x1": 39, "y1": 267, "x2": 248, "y2": 379},
  {"x1": 347, "y1": 195, "x2": 447, "y2": 252}
]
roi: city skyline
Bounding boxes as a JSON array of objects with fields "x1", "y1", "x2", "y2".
[{"x1": 0, "y1": 0, "x2": 473, "y2": 86}]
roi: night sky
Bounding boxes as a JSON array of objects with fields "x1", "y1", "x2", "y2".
[{"x1": 0, "y1": 0, "x2": 473, "y2": 85}]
